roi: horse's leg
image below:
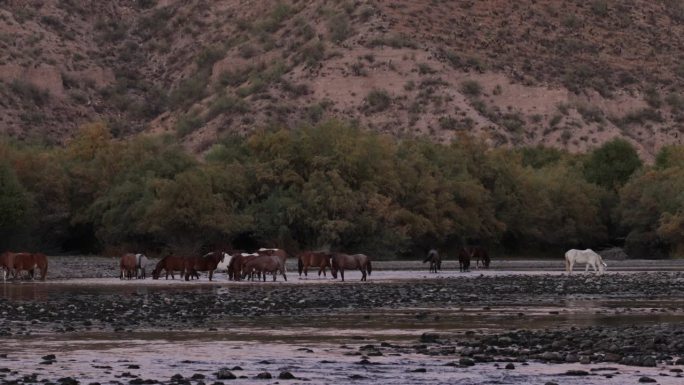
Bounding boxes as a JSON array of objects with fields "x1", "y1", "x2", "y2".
[
  {"x1": 340, "y1": 270, "x2": 345, "y2": 282},
  {"x1": 209, "y1": 270, "x2": 213, "y2": 281}
]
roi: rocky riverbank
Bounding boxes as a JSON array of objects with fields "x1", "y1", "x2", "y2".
[{"x1": 1, "y1": 271, "x2": 684, "y2": 384}]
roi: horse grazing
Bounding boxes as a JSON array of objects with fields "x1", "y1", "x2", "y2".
[
  {"x1": 458, "y1": 247, "x2": 471, "y2": 272},
  {"x1": 330, "y1": 253, "x2": 372, "y2": 282},
  {"x1": 11, "y1": 252, "x2": 48, "y2": 280},
  {"x1": 152, "y1": 255, "x2": 188, "y2": 280},
  {"x1": 298, "y1": 251, "x2": 332, "y2": 277},
  {"x1": 565, "y1": 249, "x2": 607, "y2": 275},
  {"x1": 242, "y1": 255, "x2": 287, "y2": 282},
  {"x1": 423, "y1": 249, "x2": 441, "y2": 273},
  {"x1": 120, "y1": 253, "x2": 138, "y2": 280},
  {"x1": 184, "y1": 252, "x2": 225, "y2": 281},
  {"x1": 471, "y1": 246, "x2": 490, "y2": 269}
]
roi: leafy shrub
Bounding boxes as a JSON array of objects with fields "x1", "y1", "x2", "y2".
[
  {"x1": 590, "y1": 0, "x2": 609, "y2": 17},
  {"x1": 576, "y1": 104, "x2": 605, "y2": 123},
  {"x1": 367, "y1": 34, "x2": 417, "y2": 49},
  {"x1": 460, "y1": 80, "x2": 482, "y2": 97},
  {"x1": 328, "y1": 13, "x2": 352, "y2": 42},
  {"x1": 175, "y1": 112, "x2": 204, "y2": 137},
  {"x1": 206, "y1": 95, "x2": 249, "y2": 121},
  {"x1": 10, "y1": 80, "x2": 50, "y2": 106},
  {"x1": 364, "y1": 89, "x2": 391, "y2": 113}
]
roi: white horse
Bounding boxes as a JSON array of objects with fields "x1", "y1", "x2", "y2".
[
  {"x1": 135, "y1": 253, "x2": 150, "y2": 279},
  {"x1": 564, "y1": 249, "x2": 607, "y2": 275},
  {"x1": 214, "y1": 252, "x2": 232, "y2": 274}
]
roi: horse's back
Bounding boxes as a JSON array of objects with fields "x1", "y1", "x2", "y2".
[{"x1": 120, "y1": 253, "x2": 137, "y2": 268}]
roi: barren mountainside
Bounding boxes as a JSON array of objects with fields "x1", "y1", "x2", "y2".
[{"x1": 2, "y1": 0, "x2": 684, "y2": 160}]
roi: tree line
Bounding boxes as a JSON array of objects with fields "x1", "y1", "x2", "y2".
[{"x1": 0, "y1": 120, "x2": 681, "y2": 259}]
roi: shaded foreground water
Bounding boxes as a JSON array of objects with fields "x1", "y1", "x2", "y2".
[{"x1": 1, "y1": 270, "x2": 684, "y2": 384}]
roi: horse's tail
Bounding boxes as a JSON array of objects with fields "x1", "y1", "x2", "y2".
[
  {"x1": 366, "y1": 259, "x2": 372, "y2": 276},
  {"x1": 564, "y1": 251, "x2": 570, "y2": 272}
]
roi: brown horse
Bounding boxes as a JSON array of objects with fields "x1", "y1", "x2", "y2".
[
  {"x1": 242, "y1": 255, "x2": 287, "y2": 282},
  {"x1": 183, "y1": 252, "x2": 224, "y2": 281},
  {"x1": 119, "y1": 253, "x2": 137, "y2": 280},
  {"x1": 330, "y1": 253, "x2": 372, "y2": 282},
  {"x1": 458, "y1": 247, "x2": 471, "y2": 272},
  {"x1": 298, "y1": 251, "x2": 332, "y2": 277},
  {"x1": 152, "y1": 255, "x2": 188, "y2": 280},
  {"x1": 471, "y1": 246, "x2": 490, "y2": 269},
  {"x1": 423, "y1": 249, "x2": 441, "y2": 273},
  {"x1": 12, "y1": 252, "x2": 48, "y2": 280},
  {"x1": 227, "y1": 253, "x2": 258, "y2": 281},
  {"x1": 257, "y1": 248, "x2": 289, "y2": 267},
  {"x1": 1, "y1": 252, "x2": 16, "y2": 281}
]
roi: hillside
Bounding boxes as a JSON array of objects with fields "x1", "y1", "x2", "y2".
[{"x1": 2, "y1": 0, "x2": 684, "y2": 160}]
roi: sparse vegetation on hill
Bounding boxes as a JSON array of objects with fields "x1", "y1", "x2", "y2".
[{"x1": 1, "y1": 0, "x2": 683, "y2": 158}]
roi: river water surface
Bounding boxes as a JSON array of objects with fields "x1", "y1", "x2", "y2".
[{"x1": 1, "y1": 270, "x2": 683, "y2": 384}]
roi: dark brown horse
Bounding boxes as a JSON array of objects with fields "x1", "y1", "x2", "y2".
[
  {"x1": 119, "y1": 253, "x2": 137, "y2": 280},
  {"x1": 242, "y1": 255, "x2": 287, "y2": 282},
  {"x1": 227, "y1": 253, "x2": 259, "y2": 281},
  {"x1": 11, "y1": 252, "x2": 48, "y2": 280},
  {"x1": 330, "y1": 253, "x2": 372, "y2": 282},
  {"x1": 183, "y1": 252, "x2": 224, "y2": 281},
  {"x1": 152, "y1": 255, "x2": 188, "y2": 280},
  {"x1": 458, "y1": 247, "x2": 471, "y2": 272},
  {"x1": 423, "y1": 249, "x2": 441, "y2": 273},
  {"x1": 471, "y1": 246, "x2": 490, "y2": 269},
  {"x1": 298, "y1": 251, "x2": 332, "y2": 277}
]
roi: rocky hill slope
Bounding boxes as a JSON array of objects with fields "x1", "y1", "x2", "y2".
[{"x1": 2, "y1": 0, "x2": 684, "y2": 160}]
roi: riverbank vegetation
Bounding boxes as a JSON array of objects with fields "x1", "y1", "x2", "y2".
[{"x1": 1, "y1": 120, "x2": 681, "y2": 259}]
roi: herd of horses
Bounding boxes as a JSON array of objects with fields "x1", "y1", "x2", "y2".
[
  {"x1": 423, "y1": 246, "x2": 491, "y2": 273},
  {"x1": 127, "y1": 248, "x2": 372, "y2": 282},
  {"x1": 1, "y1": 246, "x2": 609, "y2": 282}
]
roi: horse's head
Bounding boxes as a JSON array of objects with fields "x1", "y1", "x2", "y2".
[
  {"x1": 598, "y1": 260, "x2": 607, "y2": 274},
  {"x1": 151, "y1": 263, "x2": 162, "y2": 279}
]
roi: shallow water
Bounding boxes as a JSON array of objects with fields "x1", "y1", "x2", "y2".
[
  {"x1": 2, "y1": 271, "x2": 684, "y2": 384},
  {"x1": 2, "y1": 332, "x2": 683, "y2": 384}
]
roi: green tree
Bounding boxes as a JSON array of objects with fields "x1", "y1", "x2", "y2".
[{"x1": 584, "y1": 138, "x2": 642, "y2": 190}]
